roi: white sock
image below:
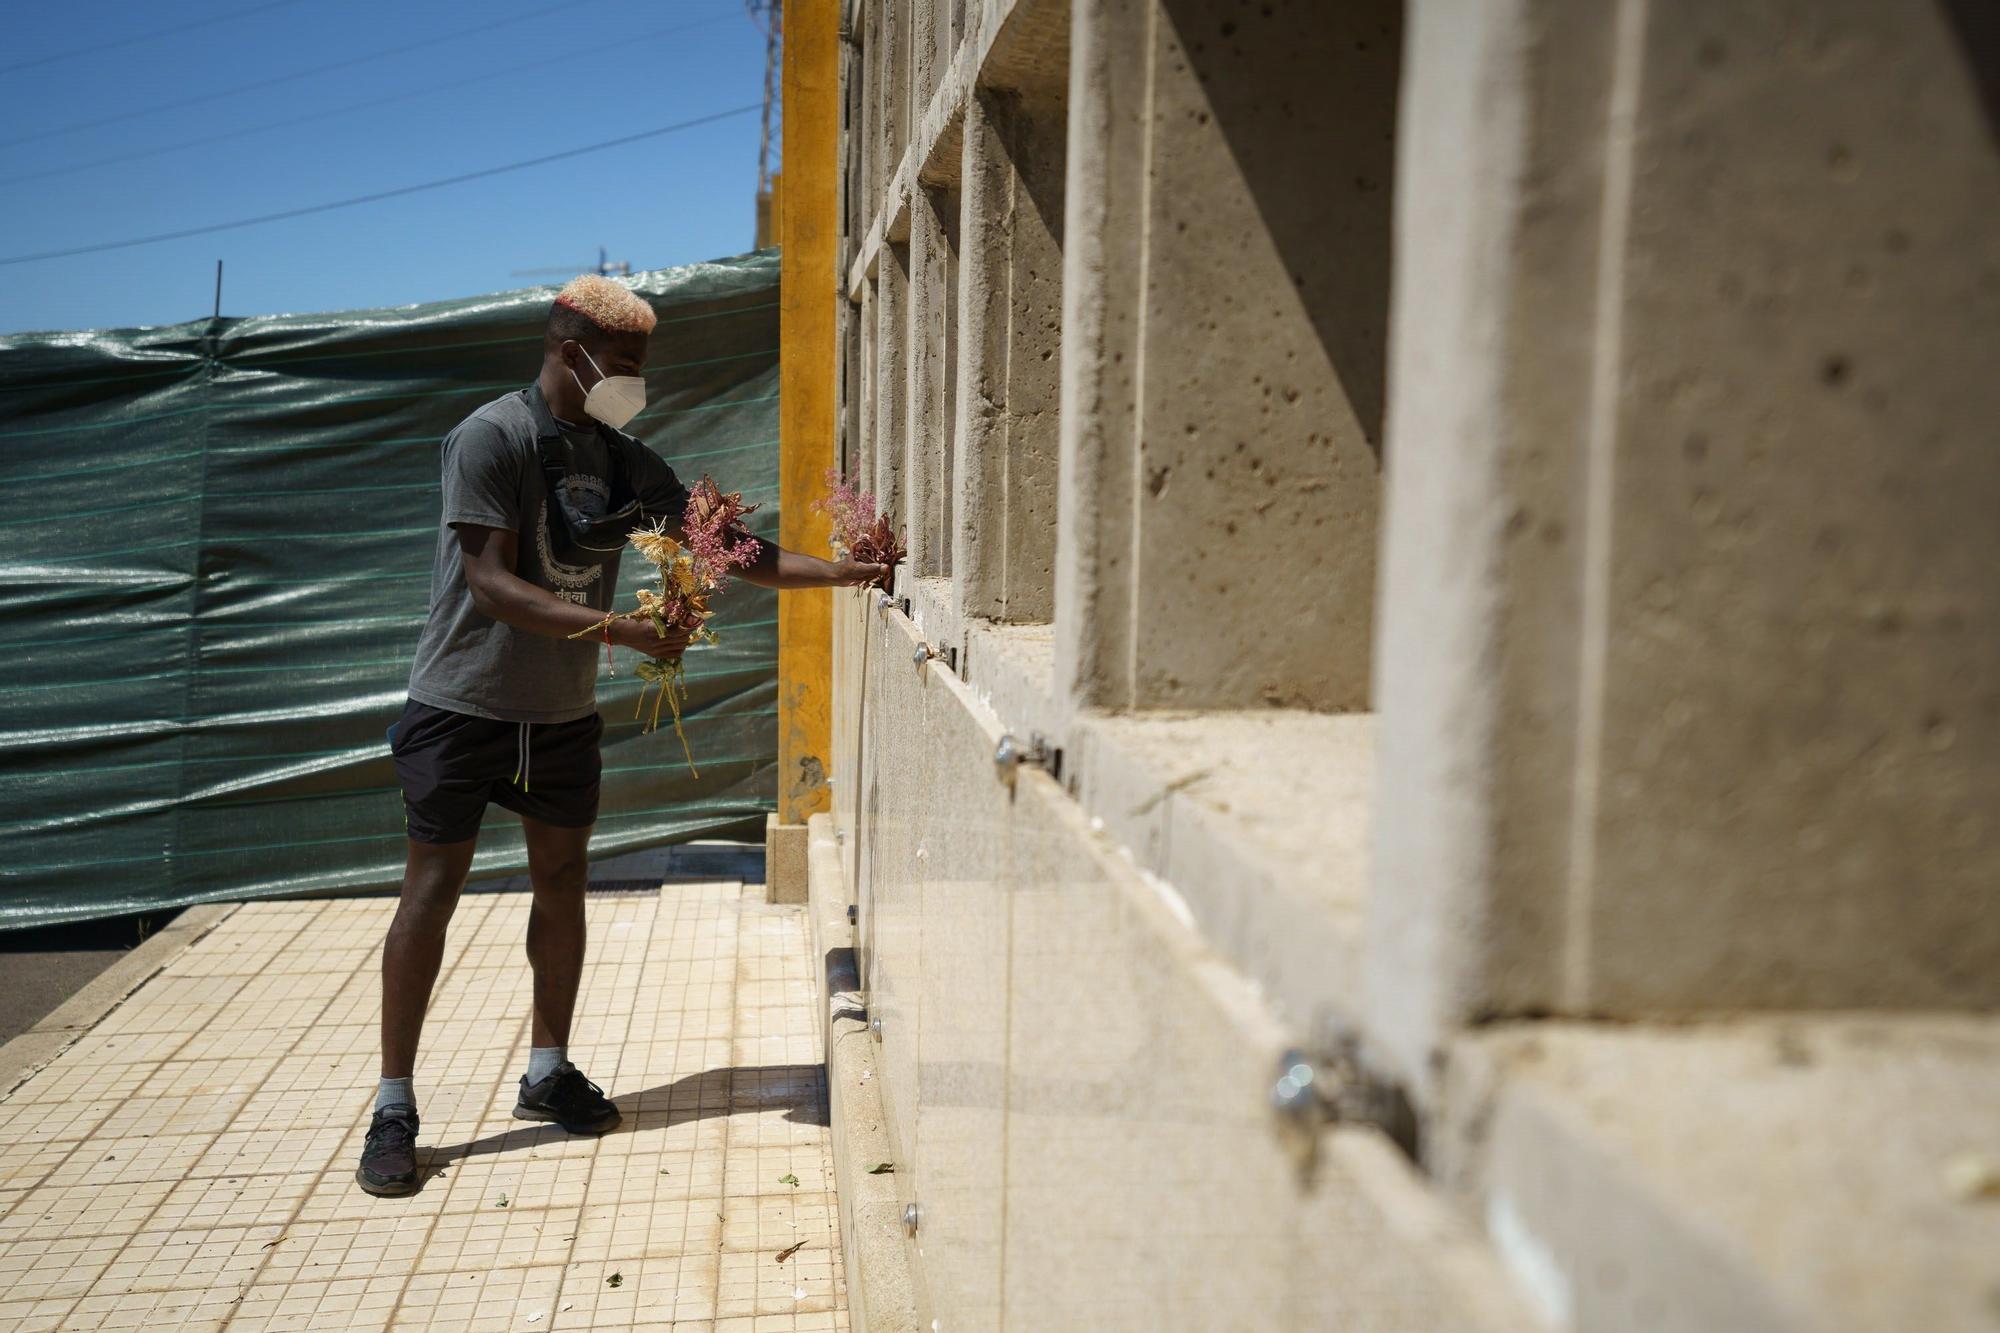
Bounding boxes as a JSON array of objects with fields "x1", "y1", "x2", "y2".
[
  {"x1": 375, "y1": 1077, "x2": 415, "y2": 1114},
  {"x1": 525, "y1": 1046, "x2": 566, "y2": 1085}
]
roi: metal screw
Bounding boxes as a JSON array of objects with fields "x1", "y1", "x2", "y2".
[{"x1": 902, "y1": 1202, "x2": 921, "y2": 1237}]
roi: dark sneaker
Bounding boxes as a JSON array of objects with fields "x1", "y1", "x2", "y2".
[
  {"x1": 514, "y1": 1061, "x2": 621, "y2": 1134},
  {"x1": 356, "y1": 1103, "x2": 421, "y2": 1196}
]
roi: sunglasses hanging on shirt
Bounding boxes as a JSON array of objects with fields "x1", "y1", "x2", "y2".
[{"x1": 538, "y1": 424, "x2": 653, "y2": 566}]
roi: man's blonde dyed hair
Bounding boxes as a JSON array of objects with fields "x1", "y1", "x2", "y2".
[{"x1": 552, "y1": 274, "x2": 657, "y2": 335}]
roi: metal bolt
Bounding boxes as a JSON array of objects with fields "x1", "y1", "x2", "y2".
[
  {"x1": 1270, "y1": 1047, "x2": 1328, "y2": 1178},
  {"x1": 1270, "y1": 1051, "x2": 1320, "y2": 1116},
  {"x1": 1269, "y1": 1038, "x2": 1417, "y2": 1180},
  {"x1": 902, "y1": 1202, "x2": 921, "y2": 1237},
  {"x1": 993, "y1": 734, "x2": 1022, "y2": 787}
]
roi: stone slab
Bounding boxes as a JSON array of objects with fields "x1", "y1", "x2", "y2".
[
  {"x1": 809, "y1": 814, "x2": 926, "y2": 1333},
  {"x1": 1439, "y1": 1016, "x2": 2000, "y2": 1333},
  {"x1": 767, "y1": 814, "x2": 811, "y2": 905}
]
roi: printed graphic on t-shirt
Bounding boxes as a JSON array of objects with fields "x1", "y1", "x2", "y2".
[{"x1": 535, "y1": 472, "x2": 609, "y2": 605}]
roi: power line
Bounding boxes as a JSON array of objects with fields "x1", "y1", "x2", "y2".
[
  {"x1": 0, "y1": 12, "x2": 734, "y2": 188},
  {"x1": 0, "y1": 0, "x2": 597, "y2": 151},
  {"x1": 0, "y1": 0, "x2": 314, "y2": 76},
  {"x1": 0, "y1": 105, "x2": 761, "y2": 268}
]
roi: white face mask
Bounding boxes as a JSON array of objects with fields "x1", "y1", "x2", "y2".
[{"x1": 570, "y1": 345, "x2": 647, "y2": 429}]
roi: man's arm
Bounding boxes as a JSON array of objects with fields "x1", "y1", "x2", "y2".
[
  {"x1": 456, "y1": 524, "x2": 691, "y2": 658},
  {"x1": 736, "y1": 539, "x2": 887, "y2": 590},
  {"x1": 630, "y1": 449, "x2": 883, "y2": 590}
]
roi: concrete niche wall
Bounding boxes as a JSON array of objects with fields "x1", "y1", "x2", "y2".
[
  {"x1": 1057, "y1": 0, "x2": 1398, "y2": 712},
  {"x1": 955, "y1": 9, "x2": 1070, "y2": 624},
  {"x1": 872, "y1": 239, "x2": 912, "y2": 530},
  {"x1": 1371, "y1": 0, "x2": 2000, "y2": 1084}
]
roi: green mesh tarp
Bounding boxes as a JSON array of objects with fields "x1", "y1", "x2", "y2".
[{"x1": 0, "y1": 251, "x2": 782, "y2": 930}]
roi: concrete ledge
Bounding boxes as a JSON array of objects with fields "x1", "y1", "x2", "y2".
[
  {"x1": 1069, "y1": 710, "x2": 1375, "y2": 1036},
  {"x1": 1324, "y1": 1127, "x2": 1554, "y2": 1333},
  {"x1": 1438, "y1": 1017, "x2": 2000, "y2": 1333},
  {"x1": 0, "y1": 901, "x2": 237, "y2": 1096},
  {"x1": 808, "y1": 815, "x2": 924, "y2": 1333}
]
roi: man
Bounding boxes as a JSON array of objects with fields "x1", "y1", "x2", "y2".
[{"x1": 357, "y1": 274, "x2": 882, "y2": 1197}]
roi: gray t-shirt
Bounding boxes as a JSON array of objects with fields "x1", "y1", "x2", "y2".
[{"x1": 406, "y1": 384, "x2": 688, "y2": 724}]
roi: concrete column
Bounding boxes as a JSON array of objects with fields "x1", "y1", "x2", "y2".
[
  {"x1": 885, "y1": 0, "x2": 913, "y2": 175},
  {"x1": 842, "y1": 38, "x2": 865, "y2": 255},
  {"x1": 841, "y1": 297, "x2": 862, "y2": 480},
  {"x1": 1056, "y1": 0, "x2": 1395, "y2": 713},
  {"x1": 1370, "y1": 0, "x2": 2000, "y2": 1089},
  {"x1": 954, "y1": 82, "x2": 1065, "y2": 623},
  {"x1": 775, "y1": 0, "x2": 841, "y2": 851},
  {"x1": 855, "y1": 283, "x2": 877, "y2": 487},
  {"x1": 873, "y1": 241, "x2": 912, "y2": 542},
  {"x1": 862, "y1": 0, "x2": 883, "y2": 203},
  {"x1": 910, "y1": 0, "x2": 942, "y2": 132},
  {"x1": 907, "y1": 181, "x2": 960, "y2": 578}
]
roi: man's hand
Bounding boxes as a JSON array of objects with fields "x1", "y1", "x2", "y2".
[
  {"x1": 831, "y1": 560, "x2": 892, "y2": 588},
  {"x1": 734, "y1": 539, "x2": 893, "y2": 591},
  {"x1": 609, "y1": 617, "x2": 695, "y2": 660}
]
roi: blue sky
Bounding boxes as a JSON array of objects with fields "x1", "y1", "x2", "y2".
[{"x1": 0, "y1": 0, "x2": 771, "y2": 335}]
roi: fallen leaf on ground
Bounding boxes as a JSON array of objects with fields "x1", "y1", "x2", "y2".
[
  {"x1": 495, "y1": 1194, "x2": 509, "y2": 1208},
  {"x1": 606, "y1": 1272, "x2": 623, "y2": 1289},
  {"x1": 779, "y1": 1173, "x2": 799, "y2": 1187},
  {"x1": 260, "y1": 1238, "x2": 284, "y2": 1250},
  {"x1": 1944, "y1": 1152, "x2": 2000, "y2": 1201},
  {"x1": 866, "y1": 1162, "x2": 894, "y2": 1174},
  {"x1": 775, "y1": 1241, "x2": 806, "y2": 1263}
]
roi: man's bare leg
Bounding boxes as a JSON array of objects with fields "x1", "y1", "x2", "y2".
[
  {"x1": 513, "y1": 817, "x2": 620, "y2": 1133},
  {"x1": 380, "y1": 836, "x2": 478, "y2": 1080},
  {"x1": 523, "y1": 816, "x2": 591, "y2": 1051},
  {"x1": 359, "y1": 835, "x2": 476, "y2": 1196}
]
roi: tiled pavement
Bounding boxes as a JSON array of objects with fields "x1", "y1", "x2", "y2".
[{"x1": 0, "y1": 884, "x2": 846, "y2": 1332}]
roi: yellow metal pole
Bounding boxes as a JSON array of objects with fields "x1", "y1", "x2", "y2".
[{"x1": 777, "y1": 0, "x2": 836, "y2": 823}]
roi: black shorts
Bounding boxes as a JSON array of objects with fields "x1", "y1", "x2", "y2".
[{"x1": 389, "y1": 699, "x2": 603, "y2": 844}]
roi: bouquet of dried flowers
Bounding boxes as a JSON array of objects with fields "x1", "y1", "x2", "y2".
[
  {"x1": 569, "y1": 476, "x2": 762, "y2": 774},
  {"x1": 813, "y1": 467, "x2": 906, "y2": 585}
]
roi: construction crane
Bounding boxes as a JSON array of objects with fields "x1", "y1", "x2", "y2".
[
  {"x1": 511, "y1": 246, "x2": 634, "y2": 281},
  {"x1": 746, "y1": 0, "x2": 782, "y2": 247}
]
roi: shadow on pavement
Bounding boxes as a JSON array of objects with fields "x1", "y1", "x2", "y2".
[{"x1": 415, "y1": 1061, "x2": 829, "y2": 1186}]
